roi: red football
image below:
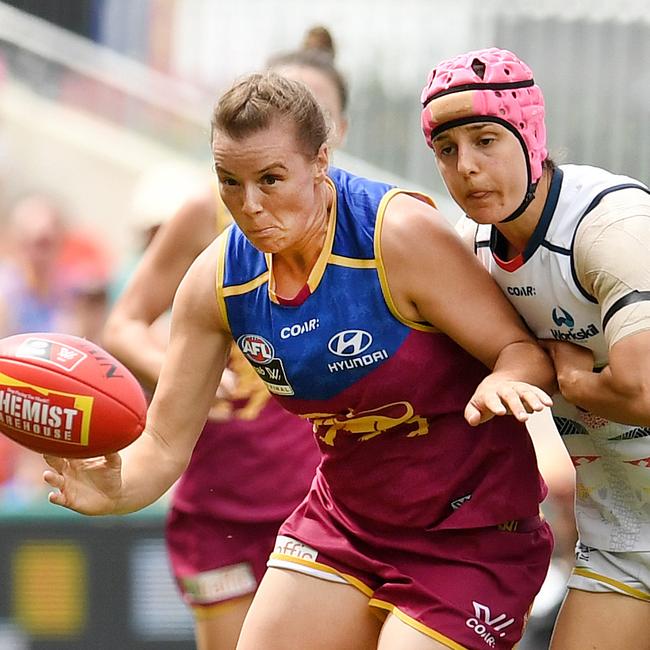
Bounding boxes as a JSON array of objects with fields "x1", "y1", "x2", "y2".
[{"x1": 0, "y1": 332, "x2": 147, "y2": 458}]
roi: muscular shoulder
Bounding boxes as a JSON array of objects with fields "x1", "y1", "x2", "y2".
[
  {"x1": 174, "y1": 234, "x2": 226, "y2": 332},
  {"x1": 575, "y1": 188, "x2": 650, "y2": 283},
  {"x1": 379, "y1": 192, "x2": 482, "y2": 324},
  {"x1": 575, "y1": 187, "x2": 650, "y2": 345},
  {"x1": 382, "y1": 192, "x2": 456, "y2": 247}
]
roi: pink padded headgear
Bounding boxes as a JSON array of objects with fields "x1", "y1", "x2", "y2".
[{"x1": 421, "y1": 47, "x2": 547, "y2": 183}]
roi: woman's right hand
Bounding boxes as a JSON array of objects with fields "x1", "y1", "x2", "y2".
[{"x1": 43, "y1": 453, "x2": 124, "y2": 515}]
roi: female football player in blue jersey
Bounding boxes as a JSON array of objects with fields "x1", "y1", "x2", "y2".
[
  {"x1": 102, "y1": 34, "x2": 349, "y2": 650},
  {"x1": 45, "y1": 71, "x2": 557, "y2": 650},
  {"x1": 421, "y1": 47, "x2": 650, "y2": 650}
]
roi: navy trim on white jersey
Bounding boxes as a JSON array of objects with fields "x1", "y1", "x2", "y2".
[
  {"x1": 570, "y1": 183, "x2": 650, "y2": 304},
  {"x1": 524, "y1": 167, "x2": 564, "y2": 261},
  {"x1": 602, "y1": 290, "x2": 650, "y2": 332}
]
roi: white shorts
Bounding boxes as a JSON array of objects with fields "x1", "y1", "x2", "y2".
[{"x1": 568, "y1": 542, "x2": 650, "y2": 602}]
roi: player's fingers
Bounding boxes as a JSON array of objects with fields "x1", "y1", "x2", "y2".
[
  {"x1": 519, "y1": 390, "x2": 550, "y2": 413},
  {"x1": 47, "y1": 489, "x2": 69, "y2": 508},
  {"x1": 482, "y1": 392, "x2": 509, "y2": 418},
  {"x1": 512, "y1": 383, "x2": 552, "y2": 409},
  {"x1": 43, "y1": 469, "x2": 64, "y2": 489},
  {"x1": 497, "y1": 389, "x2": 529, "y2": 421},
  {"x1": 536, "y1": 387, "x2": 553, "y2": 407},
  {"x1": 464, "y1": 401, "x2": 482, "y2": 426},
  {"x1": 43, "y1": 455, "x2": 67, "y2": 473},
  {"x1": 486, "y1": 384, "x2": 528, "y2": 422},
  {"x1": 464, "y1": 400, "x2": 497, "y2": 426},
  {"x1": 104, "y1": 453, "x2": 122, "y2": 469}
]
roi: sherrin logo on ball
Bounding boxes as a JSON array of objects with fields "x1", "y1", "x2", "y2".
[{"x1": 0, "y1": 332, "x2": 147, "y2": 458}]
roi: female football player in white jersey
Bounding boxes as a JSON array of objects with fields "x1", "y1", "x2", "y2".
[{"x1": 421, "y1": 47, "x2": 650, "y2": 650}]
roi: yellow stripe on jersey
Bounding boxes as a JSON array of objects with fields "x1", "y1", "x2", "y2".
[
  {"x1": 214, "y1": 226, "x2": 232, "y2": 334},
  {"x1": 266, "y1": 177, "x2": 338, "y2": 304},
  {"x1": 374, "y1": 190, "x2": 438, "y2": 333},
  {"x1": 221, "y1": 272, "x2": 270, "y2": 299},
  {"x1": 329, "y1": 254, "x2": 377, "y2": 269}
]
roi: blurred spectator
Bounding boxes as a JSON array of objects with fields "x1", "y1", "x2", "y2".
[
  {"x1": 0, "y1": 192, "x2": 112, "y2": 341},
  {"x1": 301, "y1": 25, "x2": 336, "y2": 57},
  {"x1": 0, "y1": 52, "x2": 9, "y2": 212},
  {"x1": 0, "y1": 193, "x2": 69, "y2": 336},
  {"x1": 0, "y1": 191, "x2": 113, "y2": 508},
  {"x1": 58, "y1": 226, "x2": 112, "y2": 341},
  {"x1": 108, "y1": 161, "x2": 212, "y2": 306}
]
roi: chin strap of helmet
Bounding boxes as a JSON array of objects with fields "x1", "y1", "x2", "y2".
[{"x1": 500, "y1": 182, "x2": 538, "y2": 223}]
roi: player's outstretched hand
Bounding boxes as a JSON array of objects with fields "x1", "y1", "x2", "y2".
[
  {"x1": 43, "y1": 453, "x2": 123, "y2": 515},
  {"x1": 464, "y1": 377, "x2": 553, "y2": 426}
]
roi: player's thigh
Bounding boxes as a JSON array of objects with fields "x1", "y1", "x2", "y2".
[
  {"x1": 550, "y1": 589, "x2": 650, "y2": 650},
  {"x1": 236, "y1": 567, "x2": 382, "y2": 650},
  {"x1": 378, "y1": 613, "x2": 456, "y2": 650},
  {"x1": 194, "y1": 594, "x2": 255, "y2": 650}
]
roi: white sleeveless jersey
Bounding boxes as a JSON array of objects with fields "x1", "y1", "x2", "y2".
[{"x1": 475, "y1": 164, "x2": 650, "y2": 551}]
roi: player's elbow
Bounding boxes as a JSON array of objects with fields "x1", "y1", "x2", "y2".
[
  {"x1": 613, "y1": 375, "x2": 650, "y2": 426},
  {"x1": 101, "y1": 310, "x2": 127, "y2": 355},
  {"x1": 563, "y1": 368, "x2": 650, "y2": 427}
]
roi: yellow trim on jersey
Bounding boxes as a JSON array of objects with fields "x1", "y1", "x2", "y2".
[
  {"x1": 374, "y1": 189, "x2": 438, "y2": 332},
  {"x1": 269, "y1": 552, "x2": 374, "y2": 598},
  {"x1": 572, "y1": 568, "x2": 650, "y2": 601},
  {"x1": 214, "y1": 226, "x2": 232, "y2": 334},
  {"x1": 329, "y1": 254, "x2": 377, "y2": 269},
  {"x1": 370, "y1": 599, "x2": 469, "y2": 650},
  {"x1": 266, "y1": 177, "x2": 338, "y2": 304},
  {"x1": 215, "y1": 224, "x2": 269, "y2": 330},
  {"x1": 222, "y1": 272, "x2": 270, "y2": 298}
]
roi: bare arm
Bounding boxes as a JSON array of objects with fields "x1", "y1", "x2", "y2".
[
  {"x1": 44, "y1": 238, "x2": 231, "y2": 514},
  {"x1": 381, "y1": 193, "x2": 555, "y2": 424},
  {"x1": 544, "y1": 191, "x2": 650, "y2": 425},
  {"x1": 544, "y1": 334, "x2": 650, "y2": 426},
  {"x1": 454, "y1": 214, "x2": 477, "y2": 248},
  {"x1": 102, "y1": 191, "x2": 219, "y2": 390}
]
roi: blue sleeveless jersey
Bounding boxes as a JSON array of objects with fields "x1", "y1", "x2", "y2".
[
  {"x1": 219, "y1": 167, "x2": 408, "y2": 400},
  {"x1": 216, "y1": 167, "x2": 546, "y2": 530}
]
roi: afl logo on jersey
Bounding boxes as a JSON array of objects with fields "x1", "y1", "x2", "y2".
[
  {"x1": 328, "y1": 330, "x2": 373, "y2": 357},
  {"x1": 237, "y1": 334, "x2": 275, "y2": 365}
]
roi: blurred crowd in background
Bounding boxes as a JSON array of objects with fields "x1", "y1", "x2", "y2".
[{"x1": 0, "y1": 147, "x2": 114, "y2": 510}]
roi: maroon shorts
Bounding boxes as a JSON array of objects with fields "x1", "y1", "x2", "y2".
[
  {"x1": 166, "y1": 508, "x2": 283, "y2": 610},
  {"x1": 269, "y1": 500, "x2": 553, "y2": 649}
]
